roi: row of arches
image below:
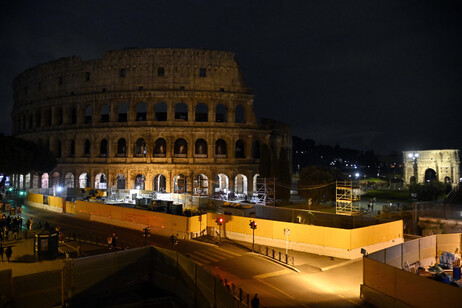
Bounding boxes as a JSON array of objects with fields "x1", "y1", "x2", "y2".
[
  {"x1": 15, "y1": 101, "x2": 247, "y2": 132},
  {"x1": 22, "y1": 172, "x2": 260, "y2": 195},
  {"x1": 409, "y1": 168, "x2": 453, "y2": 184},
  {"x1": 52, "y1": 137, "x2": 261, "y2": 159}
]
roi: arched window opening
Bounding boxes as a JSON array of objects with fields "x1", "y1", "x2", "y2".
[
  {"x1": 135, "y1": 174, "x2": 145, "y2": 190},
  {"x1": 154, "y1": 138, "x2": 166, "y2": 157},
  {"x1": 235, "y1": 139, "x2": 245, "y2": 158},
  {"x1": 216, "y1": 104, "x2": 227, "y2": 122},
  {"x1": 136, "y1": 102, "x2": 147, "y2": 121},
  {"x1": 100, "y1": 139, "x2": 108, "y2": 156},
  {"x1": 28, "y1": 114, "x2": 33, "y2": 129},
  {"x1": 444, "y1": 176, "x2": 452, "y2": 184},
  {"x1": 195, "y1": 103, "x2": 208, "y2": 122},
  {"x1": 41, "y1": 173, "x2": 49, "y2": 188},
  {"x1": 215, "y1": 139, "x2": 227, "y2": 158},
  {"x1": 85, "y1": 106, "x2": 92, "y2": 124},
  {"x1": 235, "y1": 174, "x2": 248, "y2": 195},
  {"x1": 174, "y1": 138, "x2": 188, "y2": 157},
  {"x1": 84, "y1": 139, "x2": 90, "y2": 156},
  {"x1": 52, "y1": 172, "x2": 60, "y2": 187},
  {"x1": 32, "y1": 174, "x2": 39, "y2": 188},
  {"x1": 71, "y1": 107, "x2": 77, "y2": 124},
  {"x1": 118, "y1": 102, "x2": 128, "y2": 122},
  {"x1": 70, "y1": 140, "x2": 75, "y2": 157},
  {"x1": 79, "y1": 173, "x2": 89, "y2": 188},
  {"x1": 235, "y1": 105, "x2": 245, "y2": 123},
  {"x1": 116, "y1": 174, "x2": 126, "y2": 189},
  {"x1": 25, "y1": 173, "x2": 31, "y2": 189},
  {"x1": 253, "y1": 174, "x2": 260, "y2": 193},
  {"x1": 252, "y1": 140, "x2": 260, "y2": 159},
  {"x1": 195, "y1": 139, "x2": 208, "y2": 157},
  {"x1": 64, "y1": 173, "x2": 75, "y2": 188},
  {"x1": 55, "y1": 107, "x2": 63, "y2": 125},
  {"x1": 409, "y1": 176, "x2": 416, "y2": 184},
  {"x1": 173, "y1": 174, "x2": 187, "y2": 193},
  {"x1": 212, "y1": 174, "x2": 229, "y2": 199},
  {"x1": 194, "y1": 174, "x2": 208, "y2": 195},
  {"x1": 175, "y1": 103, "x2": 188, "y2": 121},
  {"x1": 45, "y1": 108, "x2": 52, "y2": 126},
  {"x1": 117, "y1": 138, "x2": 126, "y2": 156},
  {"x1": 95, "y1": 173, "x2": 107, "y2": 189},
  {"x1": 153, "y1": 174, "x2": 166, "y2": 192},
  {"x1": 101, "y1": 104, "x2": 110, "y2": 122},
  {"x1": 155, "y1": 102, "x2": 167, "y2": 121},
  {"x1": 135, "y1": 138, "x2": 146, "y2": 157}
]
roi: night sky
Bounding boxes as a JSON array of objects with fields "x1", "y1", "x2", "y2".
[{"x1": 1, "y1": 0, "x2": 461, "y2": 154}]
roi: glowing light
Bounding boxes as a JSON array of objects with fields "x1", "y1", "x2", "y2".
[{"x1": 56, "y1": 186, "x2": 63, "y2": 192}]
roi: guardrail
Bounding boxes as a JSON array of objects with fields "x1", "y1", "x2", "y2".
[
  {"x1": 255, "y1": 246, "x2": 295, "y2": 266},
  {"x1": 218, "y1": 276, "x2": 250, "y2": 307}
]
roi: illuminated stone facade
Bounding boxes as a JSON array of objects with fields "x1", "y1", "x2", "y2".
[
  {"x1": 12, "y1": 48, "x2": 291, "y2": 195},
  {"x1": 403, "y1": 149, "x2": 460, "y2": 186}
]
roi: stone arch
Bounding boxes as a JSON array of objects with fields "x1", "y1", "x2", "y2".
[
  {"x1": 213, "y1": 173, "x2": 229, "y2": 193},
  {"x1": 84, "y1": 139, "x2": 91, "y2": 156},
  {"x1": 444, "y1": 176, "x2": 452, "y2": 184},
  {"x1": 25, "y1": 173, "x2": 31, "y2": 189},
  {"x1": 55, "y1": 106, "x2": 63, "y2": 125},
  {"x1": 424, "y1": 168, "x2": 437, "y2": 183},
  {"x1": 116, "y1": 174, "x2": 126, "y2": 189},
  {"x1": 95, "y1": 173, "x2": 107, "y2": 189},
  {"x1": 155, "y1": 102, "x2": 167, "y2": 121},
  {"x1": 52, "y1": 171, "x2": 60, "y2": 187},
  {"x1": 154, "y1": 138, "x2": 166, "y2": 157},
  {"x1": 253, "y1": 174, "x2": 260, "y2": 193},
  {"x1": 174, "y1": 138, "x2": 188, "y2": 157},
  {"x1": 216, "y1": 104, "x2": 227, "y2": 122},
  {"x1": 173, "y1": 174, "x2": 187, "y2": 193},
  {"x1": 235, "y1": 139, "x2": 245, "y2": 158},
  {"x1": 235, "y1": 104, "x2": 245, "y2": 123},
  {"x1": 235, "y1": 174, "x2": 248, "y2": 195},
  {"x1": 215, "y1": 139, "x2": 227, "y2": 157},
  {"x1": 118, "y1": 102, "x2": 128, "y2": 122},
  {"x1": 195, "y1": 103, "x2": 208, "y2": 122},
  {"x1": 136, "y1": 102, "x2": 147, "y2": 121},
  {"x1": 194, "y1": 174, "x2": 208, "y2": 195},
  {"x1": 195, "y1": 138, "x2": 208, "y2": 157},
  {"x1": 175, "y1": 102, "x2": 188, "y2": 121},
  {"x1": 101, "y1": 104, "x2": 110, "y2": 122},
  {"x1": 100, "y1": 138, "x2": 108, "y2": 156},
  {"x1": 64, "y1": 172, "x2": 75, "y2": 188},
  {"x1": 79, "y1": 173, "x2": 90, "y2": 188},
  {"x1": 41, "y1": 173, "x2": 49, "y2": 188},
  {"x1": 32, "y1": 174, "x2": 39, "y2": 188},
  {"x1": 153, "y1": 174, "x2": 166, "y2": 192},
  {"x1": 135, "y1": 174, "x2": 146, "y2": 190},
  {"x1": 134, "y1": 138, "x2": 146, "y2": 157},
  {"x1": 409, "y1": 176, "x2": 416, "y2": 184},
  {"x1": 71, "y1": 106, "x2": 77, "y2": 124},
  {"x1": 117, "y1": 138, "x2": 127, "y2": 156},
  {"x1": 85, "y1": 105, "x2": 92, "y2": 124}
]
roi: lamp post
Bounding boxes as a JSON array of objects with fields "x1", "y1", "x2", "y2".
[
  {"x1": 215, "y1": 217, "x2": 223, "y2": 244},
  {"x1": 408, "y1": 152, "x2": 419, "y2": 183},
  {"x1": 284, "y1": 228, "x2": 290, "y2": 255},
  {"x1": 249, "y1": 220, "x2": 257, "y2": 252}
]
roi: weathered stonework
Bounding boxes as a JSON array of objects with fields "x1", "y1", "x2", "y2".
[
  {"x1": 403, "y1": 149, "x2": 460, "y2": 186},
  {"x1": 12, "y1": 48, "x2": 291, "y2": 195}
]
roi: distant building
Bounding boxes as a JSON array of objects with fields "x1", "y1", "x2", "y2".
[
  {"x1": 11, "y1": 48, "x2": 291, "y2": 196},
  {"x1": 403, "y1": 149, "x2": 460, "y2": 186}
]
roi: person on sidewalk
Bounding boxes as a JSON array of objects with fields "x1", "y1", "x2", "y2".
[
  {"x1": 251, "y1": 293, "x2": 260, "y2": 308},
  {"x1": 0, "y1": 244, "x2": 4, "y2": 261},
  {"x1": 5, "y1": 246, "x2": 12, "y2": 262}
]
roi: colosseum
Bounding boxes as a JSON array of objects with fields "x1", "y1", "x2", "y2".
[{"x1": 11, "y1": 48, "x2": 291, "y2": 197}]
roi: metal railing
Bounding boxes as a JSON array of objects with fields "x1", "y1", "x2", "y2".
[
  {"x1": 255, "y1": 246, "x2": 295, "y2": 266},
  {"x1": 219, "y1": 276, "x2": 250, "y2": 307}
]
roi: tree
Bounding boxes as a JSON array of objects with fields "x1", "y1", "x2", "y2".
[
  {"x1": 0, "y1": 134, "x2": 57, "y2": 188},
  {"x1": 277, "y1": 147, "x2": 291, "y2": 203},
  {"x1": 298, "y1": 165, "x2": 338, "y2": 205}
]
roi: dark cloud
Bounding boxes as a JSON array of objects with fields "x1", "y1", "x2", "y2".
[{"x1": 1, "y1": 0, "x2": 461, "y2": 154}]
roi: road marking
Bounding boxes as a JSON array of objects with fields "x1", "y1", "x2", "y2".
[
  {"x1": 255, "y1": 278, "x2": 295, "y2": 300},
  {"x1": 216, "y1": 247, "x2": 242, "y2": 257},
  {"x1": 253, "y1": 269, "x2": 292, "y2": 279},
  {"x1": 194, "y1": 251, "x2": 221, "y2": 262},
  {"x1": 186, "y1": 254, "x2": 204, "y2": 266}
]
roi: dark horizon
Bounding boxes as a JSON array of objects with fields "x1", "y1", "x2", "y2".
[{"x1": 2, "y1": 1, "x2": 461, "y2": 155}]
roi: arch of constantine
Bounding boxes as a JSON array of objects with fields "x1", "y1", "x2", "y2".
[
  {"x1": 403, "y1": 149, "x2": 460, "y2": 186},
  {"x1": 11, "y1": 48, "x2": 291, "y2": 196}
]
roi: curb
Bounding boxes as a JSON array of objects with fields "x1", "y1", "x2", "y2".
[
  {"x1": 249, "y1": 252, "x2": 300, "y2": 273},
  {"x1": 320, "y1": 258, "x2": 362, "y2": 271}
]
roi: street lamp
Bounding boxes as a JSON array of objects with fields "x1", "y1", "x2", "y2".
[
  {"x1": 249, "y1": 220, "x2": 257, "y2": 252},
  {"x1": 408, "y1": 152, "x2": 419, "y2": 183},
  {"x1": 284, "y1": 228, "x2": 290, "y2": 255}
]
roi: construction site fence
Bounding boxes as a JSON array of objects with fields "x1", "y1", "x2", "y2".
[
  {"x1": 362, "y1": 233, "x2": 462, "y2": 307},
  {"x1": 0, "y1": 246, "x2": 248, "y2": 308}
]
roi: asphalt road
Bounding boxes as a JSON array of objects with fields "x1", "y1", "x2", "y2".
[{"x1": 17, "y1": 204, "x2": 366, "y2": 307}]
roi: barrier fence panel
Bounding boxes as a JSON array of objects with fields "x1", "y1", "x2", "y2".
[{"x1": 13, "y1": 270, "x2": 62, "y2": 307}]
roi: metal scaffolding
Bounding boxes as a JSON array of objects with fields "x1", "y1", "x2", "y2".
[
  {"x1": 255, "y1": 177, "x2": 275, "y2": 205},
  {"x1": 335, "y1": 180, "x2": 360, "y2": 215}
]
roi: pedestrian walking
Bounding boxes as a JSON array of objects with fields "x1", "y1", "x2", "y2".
[
  {"x1": 251, "y1": 293, "x2": 260, "y2": 308},
  {"x1": 0, "y1": 244, "x2": 4, "y2": 261},
  {"x1": 5, "y1": 246, "x2": 12, "y2": 262}
]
